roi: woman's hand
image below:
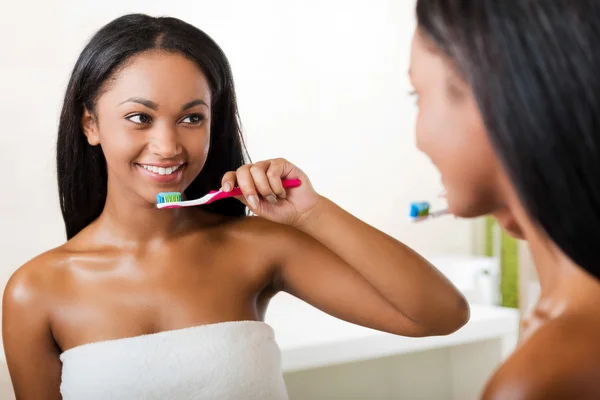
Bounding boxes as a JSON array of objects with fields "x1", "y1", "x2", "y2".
[{"x1": 221, "y1": 158, "x2": 321, "y2": 226}]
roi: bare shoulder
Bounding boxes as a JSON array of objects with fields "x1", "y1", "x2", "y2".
[
  {"x1": 482, "y1": 314, "x2": 600, "y2": 400},
  {"x1": 3, "y1": 246, "x2": 71, "y2": 313},
  {"x1": 213, "y1": 215, "x2": 312, "y2": 277},
  {"x1": 220, "y1": 215, "x2": 303, "y2": 244},
  {"x1": 3, "y1": 247, "x2": 68, "y2": 399}
]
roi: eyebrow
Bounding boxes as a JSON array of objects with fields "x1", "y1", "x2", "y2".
[
  {"x1": 181, "y1": 99, "x2": 208, "y2": 110},
  {"x1": 119, "y1": 97, "x2": 208, "y2": 111}
]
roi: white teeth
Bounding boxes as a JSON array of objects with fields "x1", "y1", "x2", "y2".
[{"x1": 141, "y1": 164, "x2": 180, "y2": 175}]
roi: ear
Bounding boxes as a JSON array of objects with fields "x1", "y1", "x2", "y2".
[{"x1": 82, "y1": 107, "x2": 100, "y2": 146}]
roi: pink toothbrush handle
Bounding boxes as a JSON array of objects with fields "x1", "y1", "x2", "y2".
[{"x1": 209, "y1": 178, "x2": 302, "y2": 197}]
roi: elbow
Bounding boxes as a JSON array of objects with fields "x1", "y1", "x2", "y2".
[
  {"x1": 437, "y1": 294, "x2": 470, "y2": 335},
  {"x1": 441, "y1": 294, "x2": 470, "y2": 334},
  {"x1": 414, "y1": 294, "x2": 471, "y2": 337}
]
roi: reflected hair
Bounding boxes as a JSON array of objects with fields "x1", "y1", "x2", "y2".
[
  {"x1": 57, "y1": 13, "x2": 248, "y2": 240},
  {"x1": 416, "y1": 0, "x2": 600, "y2": 278}
]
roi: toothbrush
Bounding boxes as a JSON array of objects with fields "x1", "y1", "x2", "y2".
[
  {"x1": 156, "y1": 178, "x2": 302, "y2": 209},
  {"x1": 409, "y1": 201, "x2": 449, "y2": 222}
]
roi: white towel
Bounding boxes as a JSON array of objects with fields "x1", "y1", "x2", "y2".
[{"x1": 59, "y1": 321, "x2": 288, "y2": 400}]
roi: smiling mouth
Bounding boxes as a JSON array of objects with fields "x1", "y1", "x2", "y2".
[{"x1": 137, "y1": 163, "x2": 185, "y2": 176}]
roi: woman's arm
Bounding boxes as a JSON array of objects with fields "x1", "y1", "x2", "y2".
[
  {"x1": 223, "y1": 158, "x2": 469, "y2": 336},
  {"x1": 2, "y1": 262, "x2": 62, "y2": 399},
  {"x1": 280, "y1": 196, "x2": 468, "y2": 336}
]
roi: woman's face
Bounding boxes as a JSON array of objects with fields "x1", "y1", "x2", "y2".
[
  {"x1": 408, "y1": 29, "x2": 505, "y2": 218},
  {"x1": 82, "y1": 50, "x2": 212, "y2": 205}
]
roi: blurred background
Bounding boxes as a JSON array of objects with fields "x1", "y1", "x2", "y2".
[{"x1": 0, "y1": 0, "x2": 539, "y2": 398}]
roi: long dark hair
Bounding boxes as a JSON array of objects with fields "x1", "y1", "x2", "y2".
[
  {"x1": 416, "y1": 1, "x2": 600, "y2": 279},
  {"x1": 57, "y1": 13, "x2": 248, "y2": 240}
]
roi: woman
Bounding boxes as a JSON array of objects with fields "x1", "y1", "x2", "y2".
[
  {"x1": 412, "y1": 1, "x2": 600, "y2": 398},
  {"x1": 2, "y1": 13, "x2": 468, "y2": 399}
]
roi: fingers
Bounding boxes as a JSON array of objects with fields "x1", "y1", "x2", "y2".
[
  {"x1": 221, "y1": 171, "x2": 237, "y2": 192},
  {"x1": 225, "y1": 158, "x2": 292, "y2": 211},
  {"x1": 250, "y1": 162, "x2": 278, "y2": 204},
  {"x1": 235, "y1": 165, "x2": 260, "y2": 209},
  {"x1": 266, "y1": 159, "x2": 287, "y2": 199}
]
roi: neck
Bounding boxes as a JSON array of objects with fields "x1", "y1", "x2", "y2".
[
  {"x1": 494, "y1": 175, "x2": 600, "y2": 321},
  {"x1": 527, "y1": 232, "x2": 571, "y2": 298},
  {"x1": 508, "y1": 198, "x2": 592, "y2": 315}
]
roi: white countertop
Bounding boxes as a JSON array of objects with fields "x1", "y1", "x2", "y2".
[{"x1": 266, "y1": 293, "x2": 520, "y2": 373}]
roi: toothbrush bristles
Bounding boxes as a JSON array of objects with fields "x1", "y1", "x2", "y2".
[{"x1": 156, "y1": 192, "x2": 182, "y2": 204}]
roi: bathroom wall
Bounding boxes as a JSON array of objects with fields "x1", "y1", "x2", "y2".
[
  {"x1": 0, "y1": 0, "x2": 476, "y2": 304},
  {"x1": 0, "y1": 0, "x2": 477, "y2": 395}
]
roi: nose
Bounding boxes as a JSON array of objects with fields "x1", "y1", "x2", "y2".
[{"x1": 148, "y1": 125, "x2": 182, "y2": 159}]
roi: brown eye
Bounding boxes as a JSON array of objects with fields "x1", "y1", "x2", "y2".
[
  {"x1": 126, "y1": 113, "x2": 152, "y2": 124},
  {"x1": 180, "y1": 114, "x2": 204, "y2": 124}
]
